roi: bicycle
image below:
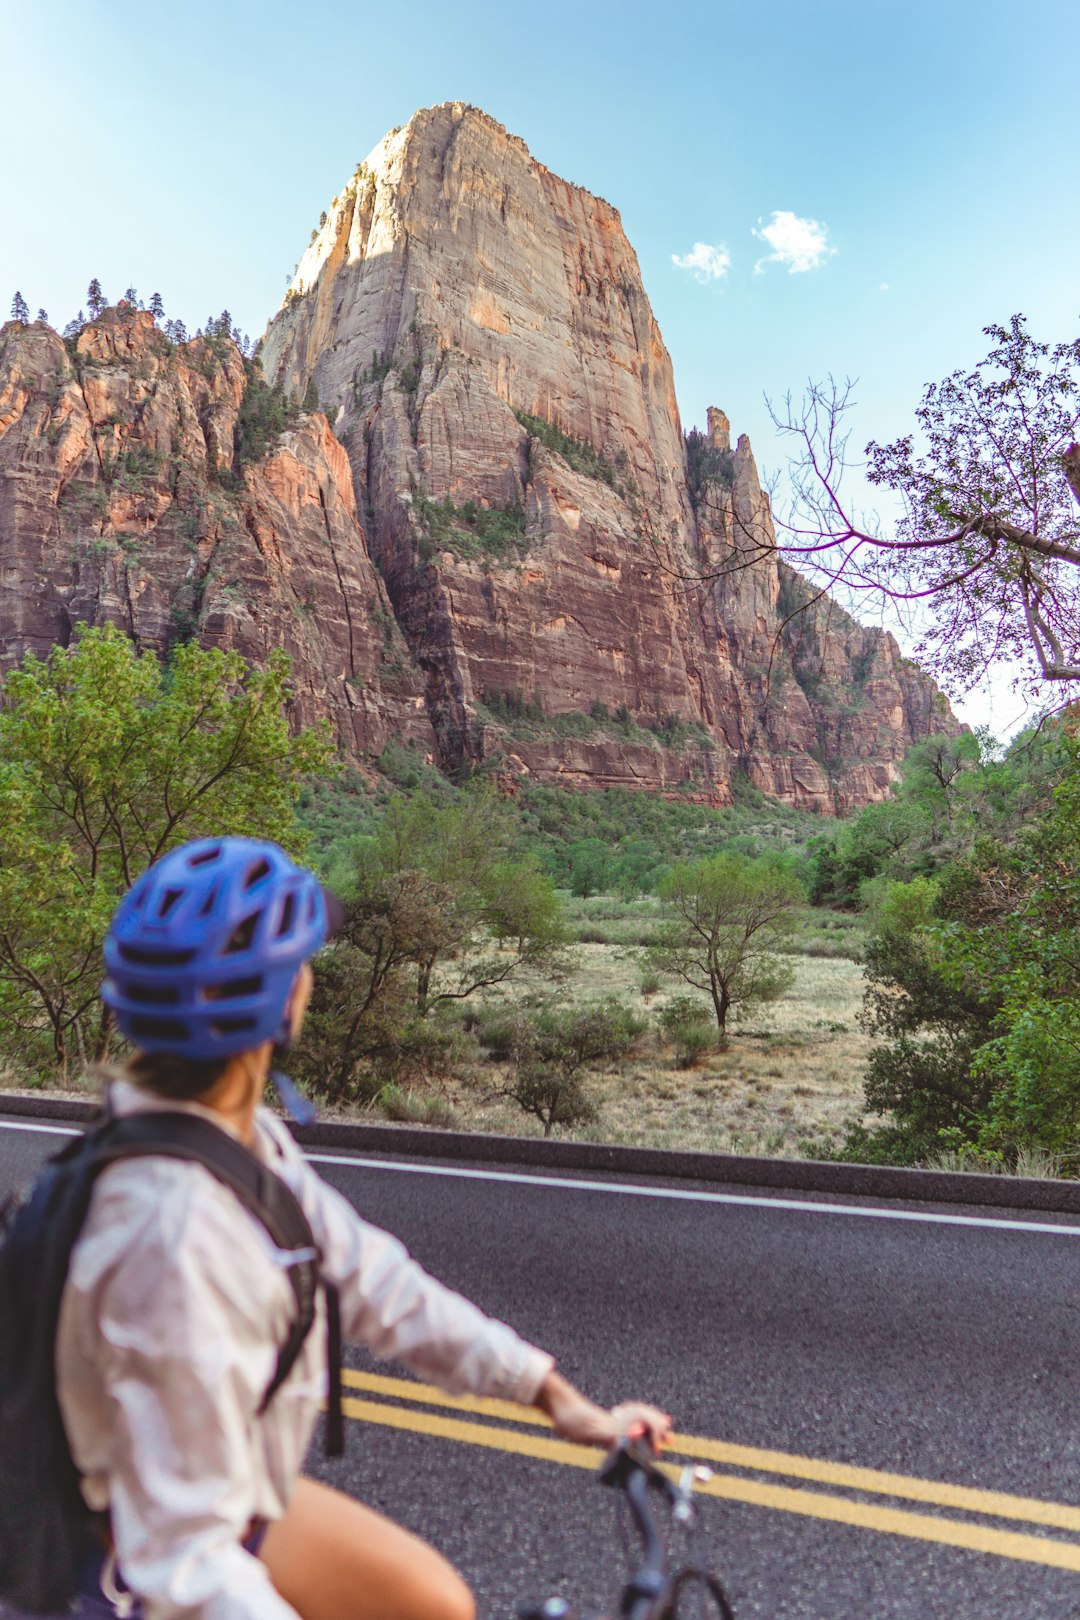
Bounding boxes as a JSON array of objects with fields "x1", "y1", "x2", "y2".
[{"x1": 520, "y1": 1439, "x2": 736, "y2": 1620}]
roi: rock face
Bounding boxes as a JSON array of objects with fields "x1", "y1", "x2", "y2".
[
  {"x1": 260, "y1": 102, "x2": 958, "y2": 809},
  {"x1": 0, "y1": 307, "x2": 431, "y2": 754},
  {"x1": 0, "y1": 105, "x2": 958, "y2": 810}
]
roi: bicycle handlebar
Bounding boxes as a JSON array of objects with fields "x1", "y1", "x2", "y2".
[
  {"x1": 598, "y1": 1441, "x2": 673, "y2": 1619},
  {"x1": 520, "y1": 1438, "x2": 734, "y2": 1620}
]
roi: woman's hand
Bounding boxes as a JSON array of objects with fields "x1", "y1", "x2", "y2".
[{"x1": 535, "y1": 1369, "x2": 672, "y2": 1450}]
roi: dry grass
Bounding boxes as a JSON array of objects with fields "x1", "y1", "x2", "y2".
[
  {"x1": 447, "y1": 946, "x2": 871, "y2": 1158},
  {"x1": 4, "y1": 933, "x2": 871, "y2": 1162}
]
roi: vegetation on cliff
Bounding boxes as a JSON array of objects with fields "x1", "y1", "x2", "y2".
[
  {"x1": 234, "y1": 361, "x2": 304, "y2": 465},
  {"x1": 513, "y1": 411, "x2": 619, "y2": 488},
  {"x1": 415, "y1": 495, "x2": 529, "y2": 564},
  {"x1": 684, "y1": 427, "x2": 735, "y2": 509}
]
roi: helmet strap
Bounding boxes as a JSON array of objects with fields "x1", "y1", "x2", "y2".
[{"x1": 269, "y1": 1066, "x2": 317, "y2": 1128}]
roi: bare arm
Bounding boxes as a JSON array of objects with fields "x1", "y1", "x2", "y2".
[{"x1": 534, "y1": 1368, "x2": 672, "y2": 1449}]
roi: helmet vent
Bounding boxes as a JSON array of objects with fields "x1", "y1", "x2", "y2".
[
  {"x1": 224, "y1": 914, "x2": 258, "y2": 955},
  {"x1": 128, "y1": 1015, "x2": 190, "y2": 1041},
  {"x1": 125, "y1": 983, "x2": 181, "y2": 1006},
  {"x1": 277, "y1": 894, "x2": 296, "y2": 937},
  {"x1": 188, "y1": 846, "x2": 221, "y2": 867},
  {"x1": 117, "y1": 944, "x2": 196, "y2": 967},
  {"x1": 209, "y1": 1015, "x2": 257, "y2": 1037},
  {"x1": 158, "y1": 888, "x2": 183, "y2": 919},
  {"x1": 204, "y1": 975, "x2": 262, "y2": 1001},
  {"x1": 244, "y1": 858, "x2": 272, "y2": 890}
]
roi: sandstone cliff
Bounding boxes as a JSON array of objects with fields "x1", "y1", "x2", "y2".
[
  {"x1": 0, "y1": 105, "x2": 958, "y2": 811},
  {"x1": 260, "y1": 102, "x2": 957, "y2": 809},
  {"x1": 0, "y1": 306, "x2": 431, "y2": 755}
]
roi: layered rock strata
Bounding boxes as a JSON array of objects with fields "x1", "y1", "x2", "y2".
[
  {"x1": 0, "y1": 307, "x2": 430, "y2": 754},
  {"x1": 260, "y1": 102, "x2": 957, "y2": 809},
  {"x1": 0, "y1": 105, "x2": 958, "y2": 810}
]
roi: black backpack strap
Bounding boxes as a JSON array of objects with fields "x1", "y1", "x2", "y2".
[{"x1": 93, "y1": 1113, "x2": 341, "y2": 1449}]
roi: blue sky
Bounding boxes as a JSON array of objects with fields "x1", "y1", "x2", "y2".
[{"x1": 6, "y1": 0, "x2": 1077, "y2": 734}]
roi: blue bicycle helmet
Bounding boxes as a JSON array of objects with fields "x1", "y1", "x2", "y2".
[{"x1": 103, "y1": 837, "x2": 334, "y2": 1060}]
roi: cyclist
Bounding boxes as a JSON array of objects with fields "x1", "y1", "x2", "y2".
[{"x1": 44, "y1": 836, "x2": 672, "y2": 1620}]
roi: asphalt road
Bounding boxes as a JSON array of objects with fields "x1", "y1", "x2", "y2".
[{"x1": 6, "y1": 1115, "x2": 1080, "y2": 1619}]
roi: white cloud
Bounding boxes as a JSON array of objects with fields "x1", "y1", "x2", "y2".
[
  {"x1": 671, "y1": 241, "x2": 732, "y2": 283},
  {"x1": 752, "y1": 211, "x2": 835, "y2": 274},
  {"x1": 879, "y1": 282, "x2": 890, "y2": 292}
]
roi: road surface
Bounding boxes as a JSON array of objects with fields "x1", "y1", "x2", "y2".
[{"x1": 5, "y1": 1114, "x2": 1080, "y2": 1618}]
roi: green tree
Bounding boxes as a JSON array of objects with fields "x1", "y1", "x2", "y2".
[
  {"x1": 294, "y1": 788, "x2": 567, "y2": 1101},
  {"x1": 649, "y1": 853, "x2": 803, "y2": 1037},
  {"x1": 844, "y1": 876, "x2": 1001, "y2": 1164},
  {"x1": 497, "y1": 1000, "x2": 641, "y2": 1136},
  {"x1": 86, "y1": 279, "x2": 106, "y2": 318},
  {"x1": 0, "y1": 625, "x2": 331, "y2": 1079},
  {"x1": 897, "y1": 732, "x2": 982, "y2": 811},
  {"x1": 932, "y1": 739, "x2": 1080, "y2": 1160},
  {"x1": 290, "y1": 855, "x2": 458, "y2": 1105},
  {"x1": 375, "y1": 788, "x2": 567, "y2": 1014},
  {"x1": 834, "y1": 720, "x2": 1079, "y2": 1167},
  {"x1": 566, "y1": 838, "x2": 613, "y2": 898},
  {"x1": 9, "y1": 292, "x2": 29, "y2": 324},
  {"x1": 806, "y1": 730, "x2": 1026, "y2": 909}
]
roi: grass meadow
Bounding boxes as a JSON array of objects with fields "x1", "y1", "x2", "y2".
[{"x1": 418, "y1": 897, "x2": 872, "y2": 1158}]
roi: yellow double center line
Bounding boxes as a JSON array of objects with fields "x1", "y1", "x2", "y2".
[{"x1": 341, "y1": 1369, "x2": 1080, "y2": 1572}]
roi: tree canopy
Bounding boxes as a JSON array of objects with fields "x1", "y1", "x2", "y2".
[
  {"x1": 649, "y1": 852, "x2": 803, "y2": 1036},
  {"x1": 293, "y1": 786, "x2": 567, "y2": 1104},
  {"x1": 0, "y1": 625, "x2": 330, "y2": 1078},
  {"x1": 836, "y1": 717, "x2": 1080, "y2": 1169}
]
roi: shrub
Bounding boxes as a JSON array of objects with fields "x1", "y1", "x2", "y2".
[
  {"x1": 376, "y1": 1084, "x2": 459, "y2": 1129},
  {"x1": 658, "y1": 996, "x2": 715, "y2": 1068},
  {"x1": 497, "y1": 999, "x2": 642, "y2": 1136}
]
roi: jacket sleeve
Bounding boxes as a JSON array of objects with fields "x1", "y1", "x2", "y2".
[
  {"x1": 87, "y1": 1195, "x2": 301, "y2": 1620},
  {"x1": 285, "y1": 1154, "x2": 554, "y2": 1404}
]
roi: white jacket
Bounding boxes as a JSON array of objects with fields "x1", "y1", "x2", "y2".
[{"x1": 55, "y1": 1083, "x2": 553, "y2": 1620}]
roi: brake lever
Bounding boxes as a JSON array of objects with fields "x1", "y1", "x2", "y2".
[{"x1": 673, "y1": 1464, "x2": 714, "y2": 1523}]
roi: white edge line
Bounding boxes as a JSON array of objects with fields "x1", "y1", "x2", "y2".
[{"x1": 4, "y1": 1117, "x2": 1080, "y2": 1238}]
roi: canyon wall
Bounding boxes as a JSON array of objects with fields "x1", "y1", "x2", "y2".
[
  {"x1": 260, "y1": 102, "x2": 957, "y2": 809},
  {"x1": 0, "y1": 307, "x2": 431, "y2": 755},
  {"x1": 0, "y1": 103, "x2": 958, "y2": 810}
]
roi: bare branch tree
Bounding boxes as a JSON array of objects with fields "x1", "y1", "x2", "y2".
[{"x1": 765, "y1": 317, "x2": 1080, "y2": 694}]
